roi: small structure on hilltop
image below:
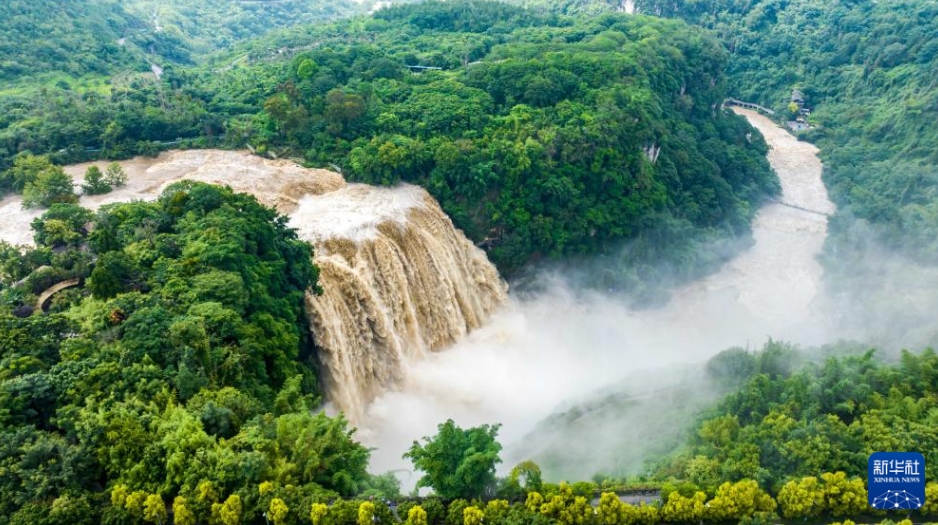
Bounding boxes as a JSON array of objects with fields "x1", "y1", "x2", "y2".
[
  {"x1": 791, "y1": 89, "x2": 805, "y2": 106},
  {"x1": 787, "y1": 88, "x2": 814, "y2": 132}
]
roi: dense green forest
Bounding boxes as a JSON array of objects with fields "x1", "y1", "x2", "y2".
[
  {"x1": 0, "y1": 183, "x2": 381, "y2": 523},
  {"x1": 632, "y1": 0, "x2": 938, "y2": 261},
  {"x1": 0, "y1": 0, "x2": 363, "y2": 83},
  {"x1": 506, "y1": 0, "x2": 625, "y2": 16},
  {"x1": 5, "y1": 220, "x2": 938, "y2": 525},
  {"x1": 660, "y1": 345, "x2": 938, "y2": 489},
  {"x1": 0, "y1": 1, "x2": 778, "y2": 298}
]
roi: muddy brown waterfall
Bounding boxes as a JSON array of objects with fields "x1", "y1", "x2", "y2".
[{"x1": 289, "y1": 184, "x2": 507, "y2": 420}]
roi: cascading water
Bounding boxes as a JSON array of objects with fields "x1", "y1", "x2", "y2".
[{"x1": 289, "y1": 184, "x2": 507, "y2": 420}]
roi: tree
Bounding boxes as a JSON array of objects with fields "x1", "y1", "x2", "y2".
[
  {"x1": 526, "y1": 492, "x2": 545, "y2": 513},
  {"x1": 144, "y1": 494, "x2": 167, "y2": 524},
  {"x1": 22, "y1": 166, "x2": 76, "y2": 208},
  {"x1": 269, "y1": 498, "x2": 289, "y2": 525},
  {"x1": 2, "y1": 154, "x2": 56, "y2": 193},
  {"x1": 88, "y1": 251, "x2": 138, "y2": 299},
  {"x1": 447, "y1": 500, "x2": 470, "y2": 525},
  {"x1": 621, "y1": 502, "x2": 658, "y2": 525},
  {"x1": 311, "y1": 503, "x2": 329, "y2": 525},
  {"x1": 661, "y1": 491, "x2": 708, "y2": 523},
  {"x1": 173, "y1": 496, "x2": 196, "y2": 525},
  {"x1": 921, "y1": 483, "x2": 938, "y2": 516},
  {"x1": 31, "y1": 203, "x2": 93, "y2": 247},
  {"x1": 105, "y1": 162, "x2": 127, "y2": 187},
  {"x1": 323, "y1": 88, "x2": 366, "y2": 137},
  {"x1": 596, "y1": 492, "x2": 622, "y2": 525},
  {"x1": 463, "y1": 506, "x2": 484, "y2": 525},
  {"x1": 358, "y1": 501, "x2": 376, "y2": 525},
  {"x1": 706, "y1": 480, "x2": 775, "y2": 522},
  {"x1": 820, "y1": 472, "x2": 866, "y2": 517},
  {"x1": 777, "y1": 476, "x2": 825, "y2": 519},
  {"x1": 125, "y1": 490, "x2": 148, "y2": 516},
  {"x1": 510, "y1": 460, "x2": 543, "y2": 492},
  {"x1": 81, "y1": 165, "x2": 112, "y2": 195},
  {"x1": 404, "y1": 419, "x2": 502, "y2": 499},
  {"x1": 215, "y1": 495, "x2": 242, "y2": 525},
  {"x1": 485, "y1": 500, "x2": 510, "y2": 524},
  {"x1": 407, "y1": 506, "x2": 429, "y2": 525},
  {"x1": 361, "y1": 471, "x2": 402, "y2": 500},
  {"x1": 705, "y1": 347, "x2": 757, "y2": 386},
  {"x1": 297, "y1": 58, "x2": 318, "y2": 80},
  {"x1": 558, "y1": 497, "x2": 595, "y2": 525}
]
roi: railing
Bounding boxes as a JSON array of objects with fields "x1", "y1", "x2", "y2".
[
  {"x1": 36, "y1": 278, "x2": 81, "y2": 312},
  {"x1": 724, "y1": 98, "x2": 776, "y2": 115}
]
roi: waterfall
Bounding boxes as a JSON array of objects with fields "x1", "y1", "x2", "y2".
[{"x1": 289, "y1": 184, "x2": 507, "y2": 420}]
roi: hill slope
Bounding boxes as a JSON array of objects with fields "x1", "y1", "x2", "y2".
[{"x1": 0, "y1": 0, "x2": 364, "y2": 83}]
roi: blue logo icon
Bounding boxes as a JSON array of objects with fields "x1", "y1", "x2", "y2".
[{"x1": 868, "y1": 452, "x2": 926, "y2": 509}]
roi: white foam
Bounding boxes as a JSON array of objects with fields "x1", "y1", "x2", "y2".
[{"x1": 289, "y1": 184, "x2": 426, "y2": 243}]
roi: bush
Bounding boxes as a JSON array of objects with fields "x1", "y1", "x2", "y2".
[{"x1": 81, "y1": 165, "x2": 111, "y2": 195}]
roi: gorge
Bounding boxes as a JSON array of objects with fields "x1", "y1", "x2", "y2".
[{"x1": 0, "y1": 109, "x2": 834, "y2": 481}]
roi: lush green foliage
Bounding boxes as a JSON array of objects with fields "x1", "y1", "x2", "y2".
[
  {"x1": 1, "y1": 154, "x2": 77, "y2": 206},
  {"x1": 7, "y1": 1, "x2": 937, "y2": 522},
  {"x1": 0, "y1": 0, "x2": 364, "y2": 83},
  {"x1": 0, "y1": 0, "x2": 137, "y2": 82},
  {"x1": 256, "y1": 3, "x2": 778, "y2": 287},
  {"x1": 81, "y1": 165, "x2": 111, "y2": 195},
  {"x1": 505, "y1": 0, "x2": 622, "y2": 15},
  {"x1": 405, "y1": 419, "x2": 503, "y2": 500},
  {"x1": 0, "y1": 183, "x2": 386, "y2": 523},
  {"x1": 662, "y1": 347, "x2": 938, "y2": 493}
]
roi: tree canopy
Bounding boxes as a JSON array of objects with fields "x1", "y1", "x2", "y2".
[{"x1": 405, "y1": 419, "x2": 503, "y2": 500}]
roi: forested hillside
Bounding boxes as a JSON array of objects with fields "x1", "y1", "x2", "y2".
[
  {"x1": 0, "y1": 0, "x2": 135, "y2": 81},
  {"x1": 660, "y1": 346, "x2": 938, "y2": 491},
  {"x1": 0, "y1": 183, "x2": 386, "y2": 523},
  {"x1": 506, "y1": 0, "x2": 626, "y2": 15},
  {"x1": 0, "y1": 1, "x2": 778, "y2": 297},
  {"x1": 634, "y1": 0, "x2": 938, "y2": 259},
  {"x1": 619, "y1": 0, "x2": 938, "y2": 341},
  {"x1": 0, "y1": 0, "x2": 363, "y2": 83}
]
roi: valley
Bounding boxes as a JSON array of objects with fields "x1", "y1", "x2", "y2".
[{"x1": 2, "y1": 1, "x2": 938, "y2": 523}]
